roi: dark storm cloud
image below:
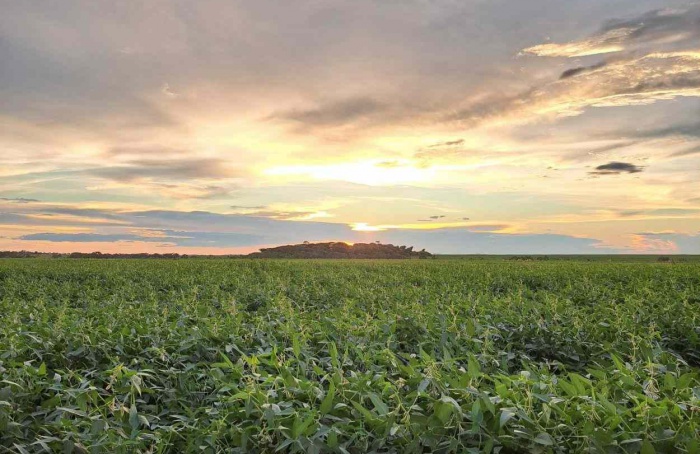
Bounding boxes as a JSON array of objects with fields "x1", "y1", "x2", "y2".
[{"x1": 589, "y1": 162, "x2": 644, "y2": 175}]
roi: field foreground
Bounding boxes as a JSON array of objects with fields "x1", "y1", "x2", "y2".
[{"x1": 1, "y1": 259, "x2": 699, "y2": 453}]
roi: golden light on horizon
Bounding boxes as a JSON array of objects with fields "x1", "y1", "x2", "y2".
[
  {"x1": 351, "y1": 223, "x2": 388, "y2": 232},
  {"x1": 264, "y1": 160, "x2": 437, "y2": 186}
]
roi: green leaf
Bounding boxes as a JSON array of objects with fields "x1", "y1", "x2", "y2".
[
  {"x1": 534, "y1": 432, "x2": 554, "y2": 446},
  {"x1": 275, "y1": 439, "x2": 296, "y2": 452},
  {"x1": 329, "y1": 342, "x2": 339, "y2": 368},
  {"x1": 418, "y1": 378, "x2": 430, "y2": 393},
  {"x1": 352, "y1": 400, "x2": 376, "y2": 421},
  {"x1": 499, "y1": 409, "x2": 515, "y2": 428},
  {"x1": 292, "y1": 334, "x2": 301, "y2": 358},
  {"x1": 641, "y1": 440, "x2": 656, "y2": 454},
  {"x1": 368, "y1": 393, "x2": 389, "y2": 416},
  {"x1": 433, "y1": 401, "x2": 453, "y2": 424},
  {"x1": 467, "y1": 354, "x2": 481, "y2": 379},
  {"x1": 320, "y1": 382, "x2": 335, "y2": 414},
  {"x1": 292, "y1": 413, "x2": 316, "y2": 438},
  {"x1": 129, "y1": 405, "x2": 139, "y2": 431}
]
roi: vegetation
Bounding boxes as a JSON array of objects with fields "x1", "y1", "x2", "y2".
[
  {"x1": 249, "y1": 242, "x2": 431, "y2": 259},
  {"x1": 0, "y1": 251, "x2": 216, "y2": 259},
  {"x1": 1, "y1": 258, "x2": 699, "y2": 453}
]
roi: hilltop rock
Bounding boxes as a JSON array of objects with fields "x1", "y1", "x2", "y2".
[{"x1": 248, "y1": 242, "x2": 431, "y2": 259}]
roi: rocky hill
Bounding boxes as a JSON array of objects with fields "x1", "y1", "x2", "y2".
[{"x1": 248, "y1": 242, "x2": 431, "y2": 259}]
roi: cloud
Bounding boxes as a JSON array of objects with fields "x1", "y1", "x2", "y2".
[
  {"x1": 84, "y1": 158, "x2": 241, "y2": 199},
  {"x1": 272, "y1": 98, "x2": 386, "y2": 128},
  {"x1": 2, "y1": 204, "x2": 624, "y2": 254},
  {"x1": 450, "y1": 9, "x2": 700, "y2": 129},
  {"x1": 413, "y1": 139, "x2": 476, "y2": 162},
  {"x1": 230, "y1": 205, "x2": 267, "y2": 210},
  {"x1": 19, "y1": 230, "x2": 262, "y2": 247},
  {"x1": 92, "y1": 158, "x2": 238, "y2": 182},
  {"x1": 19, "y1": 233, "x2": 173, "y2": 243},
  {"x1": 245, "y1": 209, "x2": 318, "y2": 220},
  {"x1": 0, "y1": 197, "x2": 39, "y2": 203},
  {"x1": 417, "y1": 215, "x2": 449, "y2": 221},
  {"x1": 8, "y1": 201, "x2": 698, "y2": 254},
  {"x1": 466, "y1": 224, "x2": 510, "y2": 232},
  {"x1": 147, "y1": 183, "x2": 233, "y2": 199},
  {"x1": 632, "y1": 122, "x2": 700, "y2": 140},
  {"x1": 627, "y1": 231, "x2": 700, "y2": 253},
  {"x1": 629, "y1": 233, "x2": 678, "y2": 252},
  {"x1": 589, "y1": 161, "x2": 644, "y2": 175},
  {"x1": 428, "y1": 139, "x2": 465, "y2": 148},
  {"x1": 560, "y1": 62, "x2": 607, "y2": 80},
  {"x1": 671, "y1": 145, "x2": 700, "y2": 158},
  {"x1": 454, "y1": 51, "x2": 700, "y2": 126},
  {"x1": 161, "y1": 83, "x2": 178, "y2": 98},
  {"x1": 523, "y1": 8, "x2": 700, "y2": 58},
  {"x1": 369, "y1": 228, "x2": 611, "y2": 255},
  {"x1": 618, "y1": 208, "x2": 700, "y2": 217},
  {"x1": 523, "y1": 28, "x2": 631, "y2": 58},
  {"x1": 104, "y1": 146, "x2": 192, "y2": 157}
]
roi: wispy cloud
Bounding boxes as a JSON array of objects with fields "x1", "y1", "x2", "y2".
[
  {"x1": 91, "y1": 159, "x2": 239, "y2": 182},
  {"x1": 454, "y1": 51, "x2": 700, "y2": 126},
  {"x1": 0, "y1": 197, "x2": 39, "y2": 203},
  {"x1": 523, "y1": 8, "x2": 700, "y2": 58},
  {"x1": 272, "y1": 98, "x2": 386, "y2": 128}
]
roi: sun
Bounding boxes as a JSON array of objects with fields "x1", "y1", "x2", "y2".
[{"x1": 351, "y1": 223, "x2": 387, "y2": 232}]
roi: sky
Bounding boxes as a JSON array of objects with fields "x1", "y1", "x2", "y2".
[{"x1": 1, "y1": 0, "x2": 699, "y2": 254}]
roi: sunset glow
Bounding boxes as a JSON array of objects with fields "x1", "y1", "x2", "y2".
[{"x1": 1, "y1": 1, "x2": 699, "y2": 254}]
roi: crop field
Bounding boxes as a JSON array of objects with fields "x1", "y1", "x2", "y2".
[{"x1": 1, "y1": 259, "x2": 699, "y2": 453}]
